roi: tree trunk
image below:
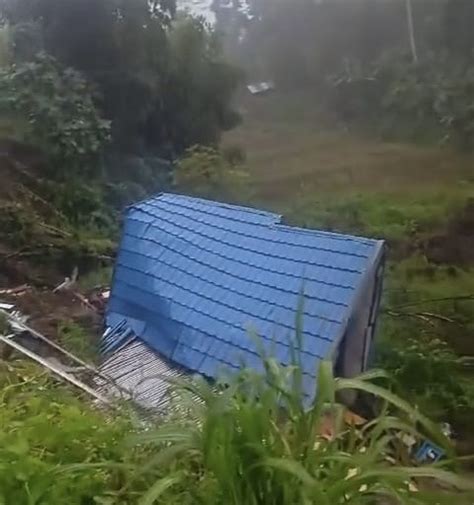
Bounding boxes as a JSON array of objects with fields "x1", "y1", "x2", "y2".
[{"x1": 405, "y1": 0, "x2": 418, "y2": 63}]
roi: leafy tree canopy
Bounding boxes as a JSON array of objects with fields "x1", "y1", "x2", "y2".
[
  {"x1": 0, "y1": 0, "x2": 241, "y2": 156},
  {"x1": 0, "y1": 52, "x2": 111, "y2": 177}
]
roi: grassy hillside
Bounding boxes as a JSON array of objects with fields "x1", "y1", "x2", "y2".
[{"x1": 225, "y1": 92, "x2": 473, "y2": 203}]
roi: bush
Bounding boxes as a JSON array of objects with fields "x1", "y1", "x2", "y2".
[
  {"x1": 222, "y1": 144, "x2": 247, "y2": 165},
  {"x1": 57, "y1": 320, "x2": 98, "y2": 363},
  {"x1": 330, "y1": 53, "x2": 474, "y2": 149},
  {"x1": 174, "y1": 145, "x2": 249, "y2": 201},
  {"x1": 0, "y1": 362, "x2": 143, "y2": 504},
  {"x1": 0, "y1": 52, "x2": 110, "y2": 178},
  {"x1": 378, "y1": 336, "x2": 474, "y2": 421}
]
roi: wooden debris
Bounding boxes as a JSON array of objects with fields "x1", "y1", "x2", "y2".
[
  {"x1": 0, "y1": 334, "x2": 111, "y2": 405},
  {"x1": 0, "y1": 284, "x2": 29, "y2": 296}
]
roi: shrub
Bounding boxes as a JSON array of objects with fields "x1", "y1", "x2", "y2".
[
  {"x1": 222, "y1": 144, "x2": 247, "y2": 165},
  {"x1": 330, "y1": 53, "x2": 474, "y2": 149},
  {"x1": 0, "y1": 362, "x2": 143, "y2": 504},
  {"x1": 378, "y1": 336, "x2": 474, "y2": 421},
  {"x1": 0, "y1": 52, "x2": 110, "y2": 178},
  {"x1": 174, "y1": 145, "x2": 249, "y2": 201}
]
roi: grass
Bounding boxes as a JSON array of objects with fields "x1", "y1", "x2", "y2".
[
  {"x1": 57, "y1": 320, "x2": 99, "y2": 363},
  {"x1": 225, "y1": 91, "x2": 474, "y2": 203},
  {"x1": 0, "y1": 361, "x2": 144, "y2": 504},
  {"x1": 283, "y1": 184, "x2": 474, "y2": 242},
  {"x1": 376, "y1": 256, "x2": 474, "y2": 430},
  {"x1": 2, "y1": 350, "x2": 473, "y2": 504},
  {"x1": 77, "y1": 266, "x2": 113, "y2": 291},
  {"x1": 134, "y1": 353, "x2": 474, "y2": 505},
  {"x1": 1, "y1": 89, "x2": 473, "y2": 504}
]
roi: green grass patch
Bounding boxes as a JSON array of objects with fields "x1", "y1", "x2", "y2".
[
  {"x1": 284, "y1": 183, "x2": 474, "y2": 242},
  {"x1": 77, "y1": 266, "x2": 113, "y2": 291},
  {"x1": 0, "y1": 361, "x2": 147, "y2": 504},
  {"x1": 376, "y1": 256, "x2": 474, "y2": 426},
  {"x1": 57, "y1": 320, "x2": 98, "y2": 363}
]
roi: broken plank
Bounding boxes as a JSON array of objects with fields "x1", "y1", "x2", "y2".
[
  {"x1": 0, "y1": 308, "x2": 128, "y2": 394},
  {"x1": 0, "y1": 334, "x2": 112, "y2": 405}
]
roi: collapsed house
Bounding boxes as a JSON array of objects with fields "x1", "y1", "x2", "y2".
[{"x1": 100, "y1": 193, "x2": 385, "y2": 410}]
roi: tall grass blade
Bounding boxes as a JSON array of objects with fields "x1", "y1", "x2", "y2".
[
  {"x1": 138, "y1": 474, "x2": 183, "y2": 505},
  {"x1": 128, "y1": 425, "x2": 199, "y2": 447},
  {"x1": 336, "y1": 377, "x2": 451, "y2": 449}
]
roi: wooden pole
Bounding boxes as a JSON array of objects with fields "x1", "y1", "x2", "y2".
[{"x1": 0, "y1": 334, "x2": 112, "y2": 405}]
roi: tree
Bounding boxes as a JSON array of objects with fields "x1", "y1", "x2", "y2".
[
  {"x1": 444, "y1": 0, "x2": 474, "y2": 59},
  {"x1": 0, "y1": 0, "x2": 241, "y2": 157},
  {"x1": 0, "y1": 24, "x2": 11, "y2": 66},
  {"x1": 0, "y1": 53, "x2": 110, "y2": 178},
  {"x1": 158, "y1": 17, "x2": 242, "y2": 151}
]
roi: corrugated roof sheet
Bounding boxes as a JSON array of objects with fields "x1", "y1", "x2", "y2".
[
  {"x1": 107, "y1": 193, "x2": 383, "y2": 397},
  {"x1": 97, "y1": 339, "x2": 185, "y2": 412}
]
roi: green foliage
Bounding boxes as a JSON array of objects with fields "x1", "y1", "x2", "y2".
[
  {"x1": 330, "y1": 54, "x2": 474, "y2": 149},
  {"x1": 44, "y1": 180, "x2": 116, "y2": 230},
  {"x1": 135, "y1": 356, "x2": 472, "y2": 504},
  {"x1": 222, "y1": 144, "x2": 246, "y2": 165},
  {"x1": 0, "y1": 335, "x2": 472, "y2": 504},
  {"x1": 1, "y1": 2, "x2": 241, "y2": 156},
  {"x1": 285, "y1": 185, "x2": 474, "y2": 242},
  {"x1": 163, "y1": 16, "x2": 242, "y2": 150},
  {"x1": 57, "y1": 320, "x2": 98, "y2": 363},
  {"x1": 0, "y1": 195, "x2": 116, "y2": 274},
  {"x1": 238, "y1": 0, "x2": 472, "y2": 89},
  {"x1": 0, "y1": 53, "x2": 110, "y2": 177},
  {"x1": 0, "y1": 362, "x2": 144, "y2": 505},
  {"x1": 174, "y1": 145, "x2": 249, "y2": 200},
  {"x1": 286, "y1": 190, "x2": 474, "y2": 432},
  {"x1": 377, "y1": 256, "x2": 474, "y2": 423},
  {"x1": 77, "y1": 266, "x2": 112, "y2": 291},
  {"x1": 378, "y1": 335, "x2": 474, "y2": 421}
]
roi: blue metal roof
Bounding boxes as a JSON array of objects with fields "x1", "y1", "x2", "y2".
[{"x1": 107, "y1": 193, "x2": 384, "y2": 397}]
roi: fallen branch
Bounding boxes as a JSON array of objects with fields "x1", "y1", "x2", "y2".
[
  {"x1": 0, "y1": 333, "x2": 112, "y2": 405},
  {"x1": 385, "y1": 309, "x2": 462, "y2": 326},
  {"x1": 69, "y1": 290, "x2": 99, "y2": 313},
  {"x1": 37, "y1": 222, "x2": 72, "y2": 238},
  {"x1": 417, "y1": 312, "x2": 459, "y2": 324},
  {"x1": 0, "y1": 284, "x2": 29, "y2": 295}
]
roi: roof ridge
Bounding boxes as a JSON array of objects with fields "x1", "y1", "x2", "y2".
[
  {"x1": 132, "y1": 206, "x2": 370, "y2": 263},
  {"x1": 140, "y1": 193, "x2": 380, "y2": 246},
  {"x1": 147, "y1": 192, "x2": 282, "y2": 222},
  {"x1": 276, "y1": 223, "x2": 382, "y2": 245}
]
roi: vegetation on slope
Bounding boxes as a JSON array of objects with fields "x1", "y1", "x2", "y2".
[{"x1": 1, "y1": 352, "x2": 473, "y2": 504}]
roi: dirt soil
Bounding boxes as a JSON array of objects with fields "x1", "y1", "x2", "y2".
[{"x1": 1, "y1": 286, "x2": 103, "y2": 347}]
